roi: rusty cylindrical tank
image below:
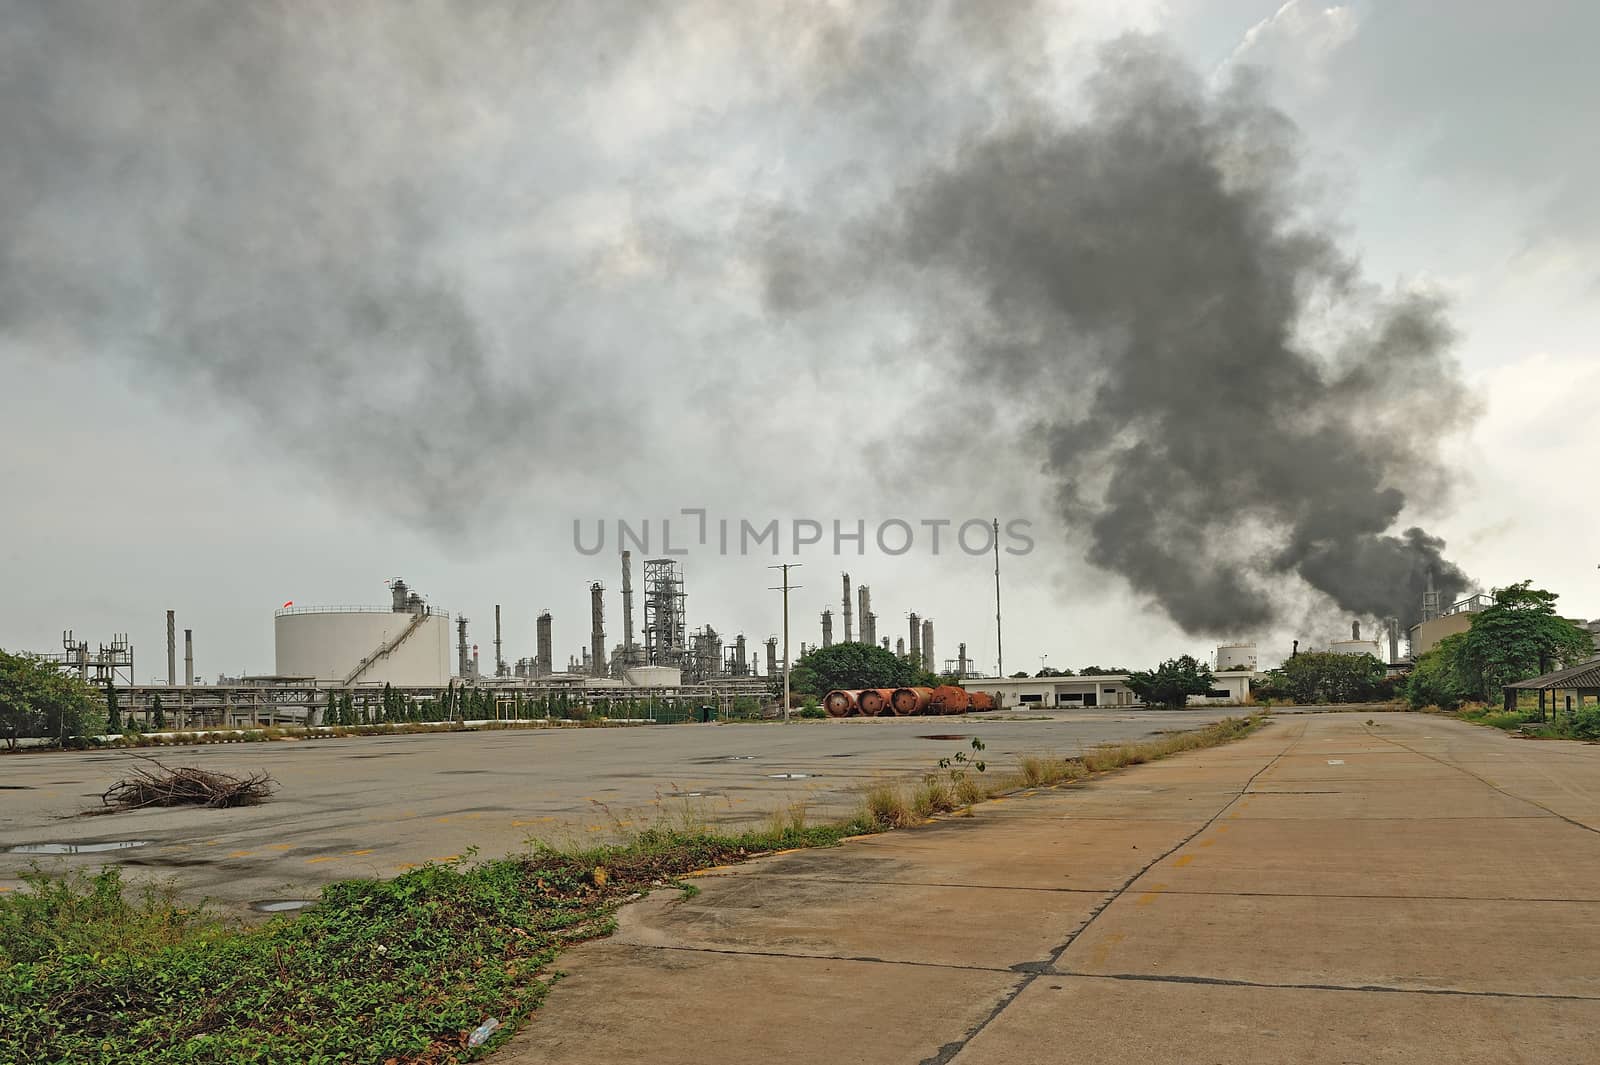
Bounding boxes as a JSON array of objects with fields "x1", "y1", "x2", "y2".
[
  {"x1": 968, "y1": 691, "x2": 996, "y2": 712},
  {"x1": 823, "y1": 689, "x2": 861, "y2": 718},
  {"x1": 856, "y1": 688, "x2": 891, "y2": 716},
  {"x1": 890, "y1": 686, "x2": 933, "y2": 716},
  {"x1": 929, "y1": 685, "x2": 971, "y2": 715}
]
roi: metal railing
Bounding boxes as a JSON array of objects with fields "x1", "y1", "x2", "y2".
[{"x1": 274, "y1": 604, "x2": 450, "y2": 619}]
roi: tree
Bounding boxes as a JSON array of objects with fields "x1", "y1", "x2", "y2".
[
  {"x1": 1274, "y1": 652, "x2": 1386, "y2": 704},
  {"x1": 1035, "y1": 666, "x2": 1074, "y2": 677},
  {"x1": 1459, "y1": 582, "x2": 1593, "y2": 696},
  {"x1": 151, "y1": 693, "x2": 166, "y2": 730},
  {"x1": 103, "y1": 681, "x2": 121, "y2": 734},
  {"x1": 1407, "y1": 633, "x2": 1473, "y2": 710},
  {"x1": 0, "y1": 650, "x2": 101, "y2": 748},
  {"x1": 788, "y1": 642, "x2": 927, "y2": 695},
  {"x1": 1077, "y1": 665, "x2": 1130, "y2": 677},
  {"x1": 1126, "y1": 655, "x2": 1215, "y2": 709}
]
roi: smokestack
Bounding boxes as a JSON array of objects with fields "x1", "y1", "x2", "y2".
[
  {"x1": 1292, "y1": 639, "x2": 1299, "y2": 659},
  {"x1": 865, "y1": 611, "x2": 877, "y2": 647},
  {"x1": 1352, "y1": 620, "x2": 1361, "y2": 641},
  {"x1": 842, "y1": 573, "x2": 853, "y2": 643},
  {"x1": 166, "y1": 610, "x2": 176, "y2": 686},
  {"x1": 621, "y1": 551, "x2": 636, "y2": 666},
  {"x1": 1422, "y1": 570, "x2": 1440, "y2": 622},
  {"x1": 858, "y1": 584, "x2": 871, "y2": 643},
  {"x1": 184, "y1": 629, "x2": 193, "y2": 686},
  {"x1": 495, "y1": 605, "x2": 505, "y2": 676},
  {"x1": 456, "y1": 615, "x2": 470, "y2": 677},
  {"x1": 766, "y1": 636, "x2": 778, "y2": 678},
  {"x1": 958, "y1": 642, "x2": 968, "y2": 680},
  {"x1": 1387, "y1": 617, "x2": 1400, "y2": 663},
  {"x1": 472, "y1": 645, "x2": 479, "y2": 678},
  {"x1": 922, "y1": 618, "x2": 934, "y2": 672},
  {"x1": 589, "y1": 582, "x2": 606, "y2": 677},
  {"x1": 896, "y1": 637, "x2": 905, "y2": 657},
  {"x1": 908, "y1": 612, "x2": 921, "y2": 666},
  {"x1": 536, "y1": 611, "x2": 552, "y2": 677},
  {"x1": 821, "y1": 609, "x2": 833, "y2": 648}
]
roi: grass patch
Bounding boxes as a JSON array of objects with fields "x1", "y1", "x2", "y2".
[
  {"x1": 0, "y1": 821, "x2": 871, "y2": 1064},
  {"x1": 861, "y1": 713, "x2": 1268, "y2": 829}
]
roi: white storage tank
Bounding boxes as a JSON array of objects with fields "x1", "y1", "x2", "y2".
[
  {"x1": 1215, "y1": 644, "x2": 1257, "y2": 672},
  {"x1": 275, "y1": 606, "x2": 451, "y2": 686}
]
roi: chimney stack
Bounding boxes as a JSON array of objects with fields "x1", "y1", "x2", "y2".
[
  {"x1": 1352, "y1": 619, "x2": 1361, "y2": 641},
  {"x1": 766, "y1": 636, "x2": 779, "y2": 678},
  {"x1": 896, "y1": 637, "x2": 905, "y2": 657},
  {"x1": 536, "y1": 611, "x2": 553, "y2": 677},
  {"x1": 958, "y1": 642, "x2": 968, "y2": 680},
  {"x1": 166, "y1": 610, "x2": 176, "y2": 686},
  {"x1": 184, "y1": 629, "x2": 194, "y2": 686},
  {"x1": 821, "y1": 609, "x2": 833, "y2": 648},
  {"x1": 908, "y1": 613, "x2": 921, "y2": 666},
  {"x1": 621, "y1": 551, "x2": 637, "y2": 667},
  {"x1": 858, "y1": 585, "x2": 871, "y2": 644},
  {"x1": 495, "y1": 605, "x2": 506, "y2": 677},
  {"x1": 456, "y1": 616, "x2": 470, "y2": 677},
  {"x1": 590, "y1": 582, "x2": 606, "y2": 677},
  {"x1": 922, "y1": 618, "x2": 934, "y2": 672},
  {"x1": 842, "y1": 574, "x2": 853, "y2": 643}
]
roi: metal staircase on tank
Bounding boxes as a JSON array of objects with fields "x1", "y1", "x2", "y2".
[{"x1": 343, "y1": 612, "x2": 430, "y2": 686}]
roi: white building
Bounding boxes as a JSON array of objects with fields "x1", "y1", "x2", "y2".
[{"x1": 971, "y1": 670, "x2": 1252, "y2": 710}]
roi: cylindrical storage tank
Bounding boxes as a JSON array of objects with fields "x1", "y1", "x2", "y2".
[
  {"x1": 929, "y1": 685, "x2": 970, "y2": 715},
  {"x1": 968, "y1": 691, "x2": 996, "y2": 713},
  {"x1": 275, "y1": 607, "x2": 451, "y2": 686},
  {"x1": 823, "y1": 689, "x2": 860, "y2": 718},
  {"x1": 1215, "y1": 644, "x2": 1257, "y2": 672},
  {"x1": 890, "y1": 686, "x2": 933, "y2": 716},
  {"x1": 856, "y1": 688, "x2": 890, "y2": 717}
]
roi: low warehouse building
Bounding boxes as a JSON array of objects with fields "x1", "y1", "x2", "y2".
[{"x1": 971, "y1": 671, "x2": 1251, "y2": 709}]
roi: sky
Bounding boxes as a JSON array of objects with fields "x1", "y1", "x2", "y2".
[{"x1": 1, "y1": 0, "x2": 1596, "y2": 681}]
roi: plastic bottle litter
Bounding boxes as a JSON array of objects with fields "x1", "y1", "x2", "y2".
[{"x1": 467, "y1": 1019, "x2": 503, "y2": 1048}]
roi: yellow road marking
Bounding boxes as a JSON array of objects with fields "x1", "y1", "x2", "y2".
[
  {"x1": 1174, "y1": 855, "x2": 1195, "y2": 868},
  {"x1": 345, "y1": 849, "x2": 374, "y2": 857},
  {"x1": 1199, "y1": 839, "x2": 1215, "y2": 848},
  {"x1": 227, "y1": 850, "x2": 253, "y2": 858},
  {"x1": 305, "y1": 856, "x2": 338, "y2": 864}
]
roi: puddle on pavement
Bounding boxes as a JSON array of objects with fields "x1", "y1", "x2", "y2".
[
  {"x1": 7, "y1": 840, "x2": 151, "y2": 855},
  {"x1": 251, "y1": 899, "x2": 316, "y2": 913}
]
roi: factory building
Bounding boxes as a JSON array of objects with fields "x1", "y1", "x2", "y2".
[
  {"x1": 976, "y1": 666, "x2": 1252, "y2": 709},
  {"x1": 273, "y1": 579, "x2": 452, "y2": 687}
]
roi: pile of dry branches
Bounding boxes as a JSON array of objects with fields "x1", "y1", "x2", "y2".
[{"x1": 100, "y1": 757, "x2": 277, "y2": 811}]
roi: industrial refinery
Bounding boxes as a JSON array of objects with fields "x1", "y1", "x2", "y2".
[{"x1": 25, "y1": 555, "x2": 989, "y2": 728}]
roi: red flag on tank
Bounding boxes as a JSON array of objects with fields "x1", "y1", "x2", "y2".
[{"x1": 282, "y1": 600, "x2": 293, "y2": 608}]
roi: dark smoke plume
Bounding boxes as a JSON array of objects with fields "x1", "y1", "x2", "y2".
[{"x1": 773, "y1": 38, "x2": 1474, "y2": 631}]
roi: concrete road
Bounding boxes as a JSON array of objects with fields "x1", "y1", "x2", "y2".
[
  {"x1": 502, "y1": 712, "x2": 1600, "y2": 1065},
  {"x1": 0, "y1": 709, "x2": 1236, "y2": 910}
]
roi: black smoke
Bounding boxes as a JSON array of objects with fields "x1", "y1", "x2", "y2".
[{"x1": 771, "y1": 38, "x2": 1474, "y2": 631}]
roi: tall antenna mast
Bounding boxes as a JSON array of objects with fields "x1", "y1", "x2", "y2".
[{"x1": 993, "y1": 517, "x2": 1003, "y2": 678}]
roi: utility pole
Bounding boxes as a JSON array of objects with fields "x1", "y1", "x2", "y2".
[
  {"x1": 993, "y1": 517, "x2": 1003, "y2": 678},
  {"x1": 769, "y1": 563, "x2": 802, "y2": 724}
]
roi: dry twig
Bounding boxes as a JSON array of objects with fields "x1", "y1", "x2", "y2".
[{"x1": 100, "y1": 755, "x2": 277, "y2": 811}]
